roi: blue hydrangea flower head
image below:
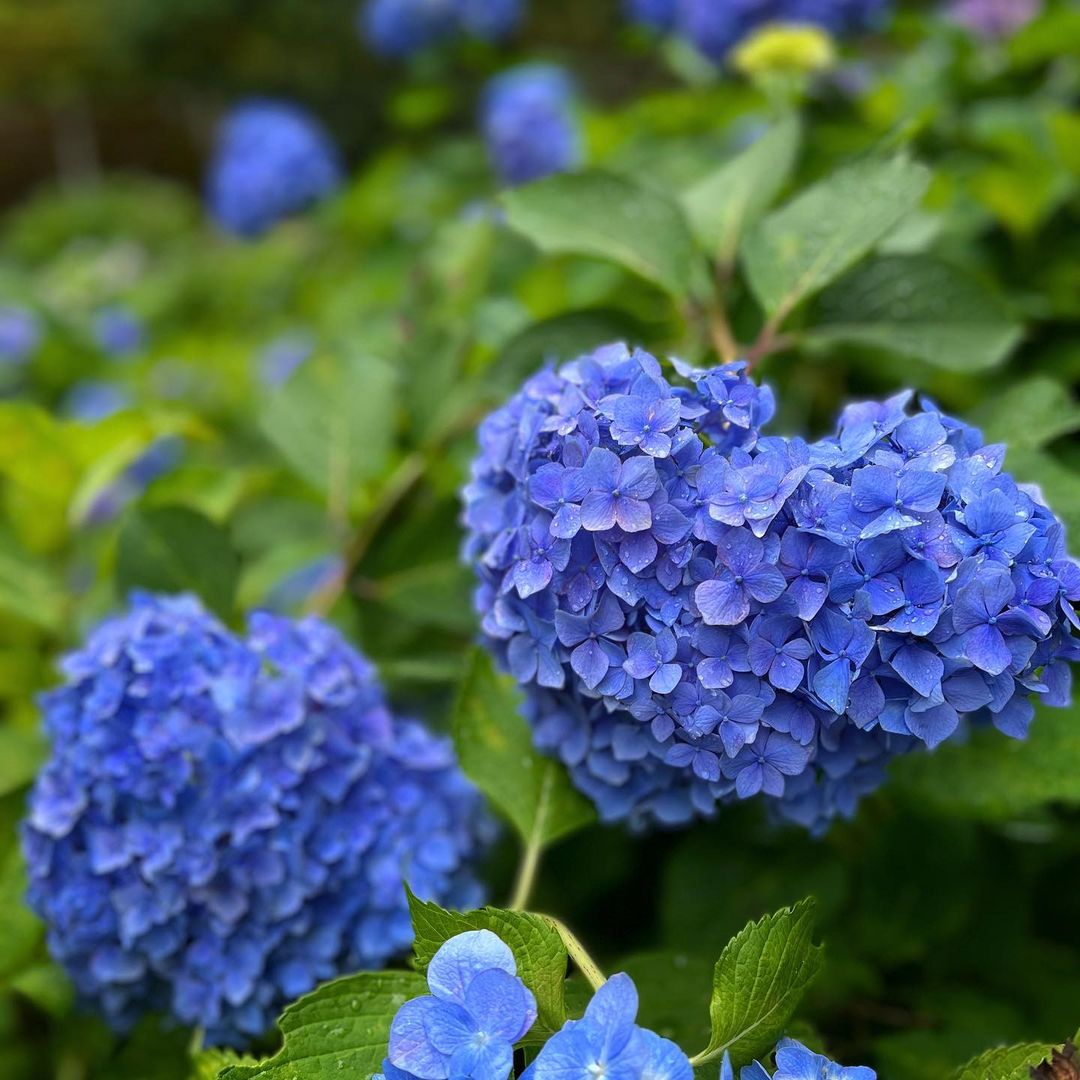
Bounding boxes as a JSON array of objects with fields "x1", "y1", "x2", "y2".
[
  {"x1": 360, "y1": 0, "x2": 525, "y2": 58},
  {"x1": 257, "y1": 330, "x2": 315, "y2": 387},
  {"x1": 746, "y1": 1037, "x2": 876, "y2": 1079},
  {"x1": 462, "y1": 343, "x2": 1080, "y2": 831},
  {"x1": 948, "y1": 0, "x2": 1041, "y2": 38},
  {"x1": 206, "y1": 100, "x2": 343, "y2": 238},
  {"x1": 385, "y1": 929, "x2": 537, "y2": 1080},
  {"x1": 0, "y1": 305, "x2": 41, "y2": 365},
  {"x1": 22, "y1": 594, "x2": 493, "y2": 1045},
  {"x1": 481, "y1": 64, "x2": 581, "y2": 187},
  {"x1": 528, "y1": 972, "x2": 692, "y2": 1080},
  {"x1": 62, "y1": 380, "x2": 133, "y2": 422},
  {"x1": 626, "y1": 0, "x2": 892, "y2": 61},
  {"x1": 94, "y1": 306, "x2": 144, "y2": 358}
]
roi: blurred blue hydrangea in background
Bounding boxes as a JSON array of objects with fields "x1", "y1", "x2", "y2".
[
  {"x1": 206, "y1": 100, "x2": 343, "y2": 238},
  {"x1": 62, "y1": 380, "x2": 133, "y2": 422},
  {"x1": 948, "y1": 0, "x2": 1041, "y2": 38},
  {"x1": 0, "y1": 304, "x2": 41, "y2": 366},
  {"x1": 463, "y1": 344, "x2": 1080, "y2": 831},
  {"x1": 361, "y1": 0, "x2": 525, "y2": 58},
  {"x1": 481, "y1": 64, "x2": 581, "y2": 187},
  {"x1": 93, "y1": 306, "x2": 145, "y2": 359},
  {"x1": 625, "y1": 0, "x2": 891, "y2": 60},
  {"x1": 257, "y1": 330, "x2": 316, "y2": 387},
  {"x1": 21, "y1": 593, "x2": 493, "y2": 1045}
]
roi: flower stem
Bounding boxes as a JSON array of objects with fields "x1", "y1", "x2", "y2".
[
  {"x1": 545, "y1": 917, "x2": 607, "y2": 991},
  {"x1": 509, "y1": 826, "x2": 544, "y2": 912}
]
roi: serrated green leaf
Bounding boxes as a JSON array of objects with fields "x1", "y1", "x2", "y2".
[
  {"x1": 892, "y1": 700, "x2": 1080, "y2": 820},
  {"x1": 693, "y1": 897, "x2": 824, "y2": 1068},
  {"x1": 406, "y1": 888, "x2": 569, "y2": 1036},
  {"x1": 742, "y1": 155, "x2": 931, "y2": 318},
  {"x1": 682, "y1": 114, "x2": 801, "y2": 265},
  {"x1": 191, "y1": 1048, "x2": 258, "y2": 1080},
  {"x1": 452, "y1": 649, "x2": 594, "y2": 847},
  {"x1": 116, "y1": 505, "x2": 239, "y2": 619},
  {"x1": 809, "y1": 256, "x2": 1022, "y2": 372},
  {"x1": 502, "y1": 170, "x2": 705, "y2": 299},
  {"x1": 952, "y1": 1040, "x2": 1056, "y2": 1080},
  {"x1": 219, "y1": 970, "x2": 426, "y2": 1080},
  {"x1": 970, "y1": 377, "x2": 1080, "y2": 451},
  {"x1": 260, "y1": 351, "x2": 397, "y2": 499}
]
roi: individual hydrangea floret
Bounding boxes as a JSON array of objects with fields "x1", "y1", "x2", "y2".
[
  {"x1": 947, "y1": 0, "x2": 1041, "y2": 38},
  {"x1": 624, "y1": 0, "x2": 891, "y2": 61},
  {"x1": 0, "y1": 305, "x2": 41, "y2": 366},
  {"x1": 462, "y1": 343, "x2": 1080, "y2": 831},
  {"x1": 382, "y1": 930, "x2": 537, "y2": 1080},
  {"x1": 739, "y1": 1037, "x2": 876, "y2": 1079},
  {"x1": 526, "y1": 972, "x2": 692, "y2": 1080},
  {"x1": 94, "y1": 306, "x2": 144, "y2": 359},
  {"x1": 206, "y1": 100, "x2": 343, "y2": 238},
  {"x1": 360, "y1": 0, "x2": 525, "y2": 58},
  {"x1": 481, "y1": 65, "x2": 582, "y2": 187},
  {"x1": 22, "y1": 594, "x2": 493, "y2": 1045}
]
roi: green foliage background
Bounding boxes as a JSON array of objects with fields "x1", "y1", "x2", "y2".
[{"x1": 0, "y1": 2, "x2": 1079, "y2": 1077}]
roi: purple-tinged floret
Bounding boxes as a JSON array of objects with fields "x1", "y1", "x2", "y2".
[
  {"x1": 462, "y1": 343, "x2": 1080, "y2": 831},
  {"x1": 22, "y1": 594, "x2": 493, "y2": 1045}
]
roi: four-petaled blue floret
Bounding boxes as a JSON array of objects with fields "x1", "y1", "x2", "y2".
[
  {"x1": 383, "y1": 930, "x2": 537, "y2": 1080},
  {"x1": 462, "y1": 343, "x2": 1080, "y2": 831},
  {"x1": 360, "y1": 0, "x2": 525, "y2": 58},
  {"x1": 0, "y1": 304, "x2": 41, "y2": 365},
  {"x1": 739, "y1": 1037, "x2": 877, "y2": 1079},
  {"x1": 624, "y1": 0, "x2": 892, "y2": 61},
  {"x1": 206, "y1": 99, "x2": 343, "y2": 238},
  {"x1": 481, "y1": 65, "x2": 581, "y2": 187},
  {"x1": 21, "y1": 593, "x2": 493, "y2": 1046},
  {"x1": 526, "y1": 972, "x2": 692, "y2": 1080}
]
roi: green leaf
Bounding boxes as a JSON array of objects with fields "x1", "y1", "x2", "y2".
[
  {"x1": 260, "y1": 351, "x2": 397, "y2": 499},
  {"x1": 0, "y1": 726, "x2": 47, "y2": 799},
  {"x1": 219, "y1": 970, "x2": 426, "y2": 1080},
  {"x1": 682, "y1": 114, "x2": 801, "y2": 265},
  {"x1": 809, "y1": 256, "x2": 1023, "y2": 372},
  {"x1": 742, "y1": 155, "x2": 931, "y2": 318},
  {"x1": 0, "y1": 530, "x2": 67, "y2": 631},
  {"x1": 406, "y1": 888, "x2": 570, "y2": 1037},
  {"x1": 0, "y1": 845, "x2": 43, "y2": 981},
  {"x1": 452, "y1": 649, "x2": 594, "y2": 847},
  {"x1": 191, "y1": 1048, "x2": 258, "y2": 1080},
  {"x1": 892, "y1": 700, "x2": 1080, "y2": 820},
  {"x1": 502, "y1": 170, "x2": 705, "y2": 299},
  {"x1": 970, "y1": 377, "x2": 1080, "y2": 450},
  {"x1": 116, "y1": 505, "x2": 240, "y2": 619},
  {"x1": 952, "y1": 1040, "x2": 1058, "y2": 1080},
  {"x1": 693, "y1": 897, "x2": 824, "y2": 1068}
]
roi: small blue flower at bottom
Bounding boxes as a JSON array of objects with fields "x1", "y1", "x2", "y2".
[
  {"x1": 744, "y1": 1038, "x2": 876, "y2": 1080},
  {"x1": 526, "y1": 973, "x2": 692, "y2": 1080},
  {"x1": 385, "y1": 930, "x2": 537, "y2": 1080}
]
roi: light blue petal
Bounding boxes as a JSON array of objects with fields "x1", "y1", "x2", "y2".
[{"x1": 428, "y1": 930, "x2": 516, "y2": 1006}]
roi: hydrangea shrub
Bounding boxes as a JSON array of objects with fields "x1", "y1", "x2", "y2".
[
  {"x1": 21, "y1": 593, "x2": 493, "y2": 1045},
  {"x1": 462, "y1": 344, "x2": 1080, "y2": 830}
]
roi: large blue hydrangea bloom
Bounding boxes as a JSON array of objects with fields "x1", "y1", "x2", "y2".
[
  {"x1": 206, "y1": 100, "x2": 343, "y2": 238},
  {"x1": 383, "y1": 930, "x2": 537, "y2": 1080},
  {"x1": 462, "y1": 344, "x2": 1080, "y2": 831},
  {"x1": 21, "y1": 594, "x2": 493, "y2": 1046},
  {"x1": 625, "y1": 0, "x2": 891, "y2": 61},
  {"x1": 739, "y1": 1037, "x2": 876, "y2": 1079},
  {"x1": 360, "y1": 0, "x2": 525, "y2": 58},
  {"x1": 481, "y1": 65, "x2": 581, "y2": 187}
]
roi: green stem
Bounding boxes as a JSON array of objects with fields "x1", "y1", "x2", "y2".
[
  {"x1": 509, "y1": 827, "x2": 544, "y2": 912},
  {"x1": 546, "y1": 917, "x2": 607, "y2": 991}
]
